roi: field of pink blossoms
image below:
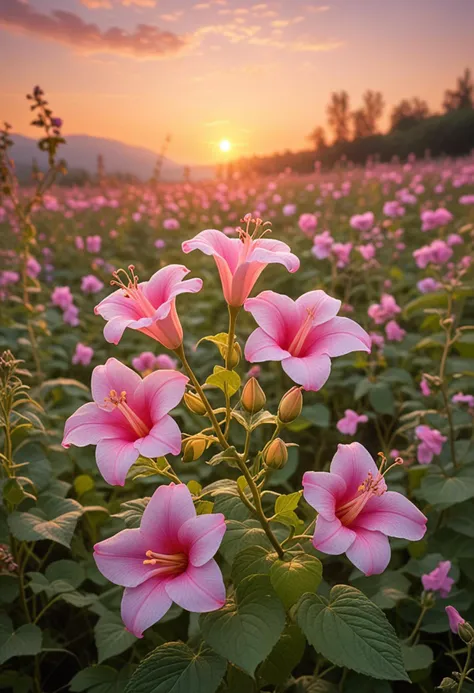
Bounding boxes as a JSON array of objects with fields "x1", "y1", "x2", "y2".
[{"x1": 1, "y1": 149, "x2": 474, "y2": 693}]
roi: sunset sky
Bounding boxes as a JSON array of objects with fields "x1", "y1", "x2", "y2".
[{"x1": 1, "y1": 0, "x2": 473, "y2": 165}]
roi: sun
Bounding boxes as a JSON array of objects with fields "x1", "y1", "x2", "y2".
[{"x1": 219, "y1": 139, "x2": 231, "y2": 153}]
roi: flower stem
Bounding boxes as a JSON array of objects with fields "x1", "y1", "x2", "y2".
[
  {"x1": 439, "y1": 291, "x2": 457, "y2": 468},
  {"x1": 456, "y1": 643, "x2": 472, "y2": 693},
  {"x1": 225, "y1": 305, "x2": 240, "y2": 370},
  {"x1": 175, "y1": 344, "x2": 228, "y2": 449},
  {"x1": 406, "y1": 605, "x2": 428, "y2": 644}
]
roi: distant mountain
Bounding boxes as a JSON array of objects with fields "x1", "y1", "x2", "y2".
[{"x1": 10, "y1": 134, "x2": 214, "y2": 181}]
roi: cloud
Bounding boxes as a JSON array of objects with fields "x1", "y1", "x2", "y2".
[
  {"x1": 81, "y1": 0, "x2": 157, "y2": 7},
  {"x1": 0, "y1": 0, "x2": 192, "y2": 59}
]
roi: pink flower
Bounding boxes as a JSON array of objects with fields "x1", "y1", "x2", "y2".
[
  {"x1": 417, "y1": 278, "x2": 441, "y2": 294},
  {"x1": 246, "y1": 365, "x2": 261, "y2": 379},
  {"x1": 94, "y1": 483, "x2": 226, "y2": 637},
  {"x1": 446, "y1": 606, "x2": 465, "y2": 634},
  {"x1": 385, "y1": 320, "x2": 406, "y2": 342},
  {"x1": 154, "y1": 239, "x2": 166, "y2": 249},
  {"x1": 452, "y1": 392, "x2": 474, "y2": 408},
  {"x1": 132, "y1": 351, "x2": 157, "y2": 373},
  {"x1": 370, "y1": 332, "x2": 385, "y2": 350},
  {"x1": 302, "y1": 443, "x2": 427, "y2": 575},
  {"x1": 332, "y1": 242, "x2": 352, "y2": 268},
  {"x1": 86, "y1": 235, "x2": 102, "y2": 253},
  {"x1": 283, "y1": 204, "x2": 296, "y2": 216},
  {"x1": 62, "y1": 358, "x2": 188, "y2": 485},
  {"x1": 75, "y1": 236, "x2": 84, "y2": 250},
  {"x1": 447, "y1": 233, "x2": 463, "y2": 247},
  {"x1": 72, "y1": 343, "x2": 94, "y2": 366},
  {"x1": 415, "y1": 425, "x2": 447, "y2": 464},
  {"x1": 298, "y1": 213, "x2": 318, "y2": 235},
  {"x1": 244, "y1": 290, "x2": 370, "y2": 391},
  {"x1": 182, "y1": 223, "x2": 299, "y2": 307},
  {"x1": 368, "y1": 294, "x2": 401, "y2": 325},
  {"x1": 81, "y1": 275, "x2": 104, "y2": 295},
  {"x1": 350, "y1": 212, "x2": 374, "y2": 232},
  {"x1": 95, "y1": 265, "x2": 202, "y2": 349},
  {"x1": 337, "y1": 410, "x2": 368, "y2": 436},
  {"x1": 420, "y1": 378, "x2": 431, "y2": 397},
  {"x1": 383, "y1": 201, "x2": 405, "y2": 218},
  {"x1": 357, "y1": 244, "x2": 376, "y2": 261},
  {"x1": 312, "y1": 230, "x2": 334, "y2": 260},
  {"x1": 414, "y1": 240, "x2": 453, "y2": 269},
  {"x1": 421, "y1": 208, "x2": 453, "y2": 232},
  {"x1": 63, "y1": 304, "x2": 80, "y2": 327},
  {"x1": 52, "y1": 286, "x2": 74, "y2": 311},
  {"x1": 422, "y1": 560, "x2": 454, "y2": 597},
  {"x1": 163, "y1": 218, "x2": 179, "y2": 231},
  {"x1": 26, "y1": 257, "x2": 41, "y2": 279},
  {"x1": 156, "y1": 354, "x2": 178, "y2": 370},
  {"x1": 460, "y1": 195, "x2": 474, "y2": 205}
]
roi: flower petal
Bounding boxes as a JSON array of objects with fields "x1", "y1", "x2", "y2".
[
  {"x1": 141, "y1": 369, "x2": 188, "y2": 421},
  {"x1": 135, "y1": 416, "x2": 183, "y2": 458},
  {"x1": 182, "y1": 230, "x2": 240, "y2": 272},
  {"x1": 121, "y1": 579, "x2": 172, "y2": 638},
  {"x1": 305, "y1": 316, "x2": 371, "y2": 357},
  {"x1": 249, "y1": 240, "x2": 300, "y2": 273},
  {"x1": 282, "y1": 353, "x2": 331, "y2": 391},
  {"x1": 178, "y1": 514, "x2": 226, "y2": 567},
  {"x1": 165, "y1": 559, "x2": 226, "y2": 612},
  {"x1": 95, "y1": 437, "x2": 139, "y2": 486},
  {"x1": 244, "y1": 291, "x2": 299, "y2": 343},
  {"x1": 91, "y1": 358, "x2": 142, "y2": 409},
  {"x1": 94, "y1": 289, "x2": 141, "y2": 322},
  {"x1": 144, "y1": 265, "x2": 202, "y2": 314},
  {"x1": 329, "y1": 443, "x2": 384, "y2": 499},
  {"x1": 140, "y1": 483, "x2": 196, "y2": 551},
  {"x1": 312, "y1": 515, "x2": 356, "y2": 555},
  {"x1": 356, "y1": 491, "x2": 427, "y2": 541},
  {"x1": 244, "y1": 328, "x2": 290, "y2": 362},
  {"x1": 345, "y1": 528, "x2": 391, "y2": 576},
  {"x1": 62, "y1": 402, "x2": 127, "y2": 447},
  {"x1": 302, "y1": 471, "x2": 346, "y2": 520},
  {"x1": 295, "y1": 290, "x2": 341, "y2": 326},
  {"x1": 93, "y1": 529, "x2": 155, "y2": 587}
]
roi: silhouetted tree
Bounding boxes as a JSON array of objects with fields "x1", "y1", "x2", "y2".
[
  {"x1": 307, "y1": 126, "x2": 327, "y2": 151},
  {"x1": 390, "y1": 97, "x2": 430, "y2": 131},
  {"x1": 327, "y1": 91, "x2": 350, "y2": 142},
  {"x1": 361, "y1": 90, "x2": 385, "y2": 134},
  {"x1": 352, "y1": 109, "x2": 370, "y2": 139},
  {"x1": 443, "y1": 68, "x2": 473, "y2": 112}
]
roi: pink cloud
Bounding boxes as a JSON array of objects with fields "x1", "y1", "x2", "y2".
[
  {"x1": 0, "y1": 0, "x2": 191, "y2": 59},
  {"x1": 81, "y1": 0, "x2": 157, "y2": 7}
]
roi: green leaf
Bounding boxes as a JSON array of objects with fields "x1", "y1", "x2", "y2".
[
  {"x1": 271, "y1": 553, "x2": 322, "y2": 608},
  {"x1": 70, "y1": 665, "x2": 133, "y2": 693},
  {"x1": 418, "y1": 465, "x2": 474, "y2": 507},
  {"x1": 94, "y1": 612, "x2": 136, "y2": 663},
  {"x1": 231, "y1": 545, "x2": 276, "y2": 584},
  {"x1": 231, "y1": 409, "x2": 277, "y2": 432},
  {"x1": 272, "y1": 491, "x2": 304, "y2": 529},
  {"x1": 114, "y1": 498, "x2": 149, "y2": 528},
  {"x1": 401, "y1": 644, "x2": 433, "y2": 672},
  {"x1": 207, "y1": 446, "x2": 240, "y2": 468},
  {"x1": 201, "y1": 574, "x2": 286, "y2": 676},
  {"x1": 206, "y1": 366, "x2": 241, "y2": 397},
  {"x1": 124, "y1": 641, "x2": 226, "y2": 693},
  {"x1": 74, "y1": 474, "x2": 95, "y2": 496},
  {"x1": 40, "y1": 377, "x2": 90, "y2": 395},
  {"x1": 0, "y1": 615, "x2": 42, "y2": 665},
  {"x1": 369, "y1": 384, "x2": 395, "y2": 415},
  {"x1": 8, "y1": 494, "x2": 84, "y2": 547},
  {"x1": 297, "y1": 585, "x2": 409, "y2": 681},
  {"x1": 45, "y1": 559, "x2": 85, "y2": 589},
  {"x1": 220, "y1": 518, "x2": 269, "y2": 563},
  {"x1": 259, "y1": 623, "x2": 306, "y2": 685}
]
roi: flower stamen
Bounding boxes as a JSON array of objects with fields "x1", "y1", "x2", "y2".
[
  {"x1": 288, "y1": 306, "x2": 316, "y2": 356},
  {"x1": 142, "y1": 550, "x2": 187, "y2": 576},
  {"x1": 103, "y1": 389, "x2": 149, "y2": 438}
]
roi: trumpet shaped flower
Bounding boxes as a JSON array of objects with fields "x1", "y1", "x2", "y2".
[
  {"x1": 62, "y1": 358, "x2": 187, "y2": 485},
  {"x1": 94, "y1": 264, "x2": 202, "y2": 349},
  {"x1": 182, "y1": 217, "x2": 299, "y2": 306},
  {"x1": 303, "y1": 443, "x2": 427, "y2": 575},
  {"x1": 422, "y1": 560, "x2": 454, "y2": 597},
  {"x1": 94, "y1": 483, "x2": 226, "y2": 637},
  {"x1": 244, "y1": 290, "x2": 370, "y2": 391}
]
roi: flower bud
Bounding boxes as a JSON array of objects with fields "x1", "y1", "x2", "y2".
[
  {"x1": 241, "y1": 377, "x2": 266, "y2": 414},
  {"x1": 278, "y1": 386, "x2": 303, "y2": 424},
  {"x1": 459, "y1": 621, "x2": 474, "y2": 645},
  {"x1": 227, "y1": 341, "x2": 242, "y2": 369},
  {"x1": 182, "y1": 436, "x2": 207, "y2": 463},
  {"x1": 184, "y1": 391, "x2": 207, "y2": 416},
  {"x1": 264, "y1": 438, "x2": 288, "y2": 470}
]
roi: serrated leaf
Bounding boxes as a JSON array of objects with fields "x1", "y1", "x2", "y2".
[
  {"x1": 124, "y1": 641, "x2": 226, "y2": 693},
  {"x1": 271, "y1": 553, "x2": 322, "y2": 608},
  {"x1": 70, "y1": 664, "x2": 133, "y2": 693},
  {"x1": 231, "y1": 545, "x2": 276, "y2": 584},
  {"x1": 259, "y1": 623, "x2": 306, "y2": 685},
  {"x1": 297, "y1": 585, "x2": 409, "y2": 681},
  {"x1": 201, "y1": 575, "x2": 286, "y2": 676}
]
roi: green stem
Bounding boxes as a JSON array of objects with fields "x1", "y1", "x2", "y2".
[
  {"x1": 439, "y1": 292, "x2": 458, "y2": 468},
  {"x1": 406, "y1": 606, "x2": 428, "y2": 644},
  {"x1": 34, "y1": 594, "x2": 62, "y2": 624},
  {"x1": 236, "y1": 457, "x2": 284, "y2": 559},
  {"x1": 456, "y1": 643, "x2": 472, "y2": 693},
  {"x1": 225, "y1": 305, "x2": 240, "y2": 370},
  {"x1": 175, "y1": 345, "x2": 228, "y2": 450}
]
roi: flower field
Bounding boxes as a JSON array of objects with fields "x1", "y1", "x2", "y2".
[{"x1": 1, "y1": 133, "x2": 474, "y2": 692}]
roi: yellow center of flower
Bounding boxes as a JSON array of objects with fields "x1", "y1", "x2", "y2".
[
  {"x1": 110, "y1": 265, "x2": 156, "y2": 317},
  {"x1": 288, "y1": 307, "x2": 316, "y2": 357},
  {"x1": 142, "y1": 551, "x2": 188, "y2": 576},
  {"x1": 336, "y1": 454, "x2": 403, "y2": 527},
  {"x1": 104, "y1": 389, "x2": 149, "y2": 438}
]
